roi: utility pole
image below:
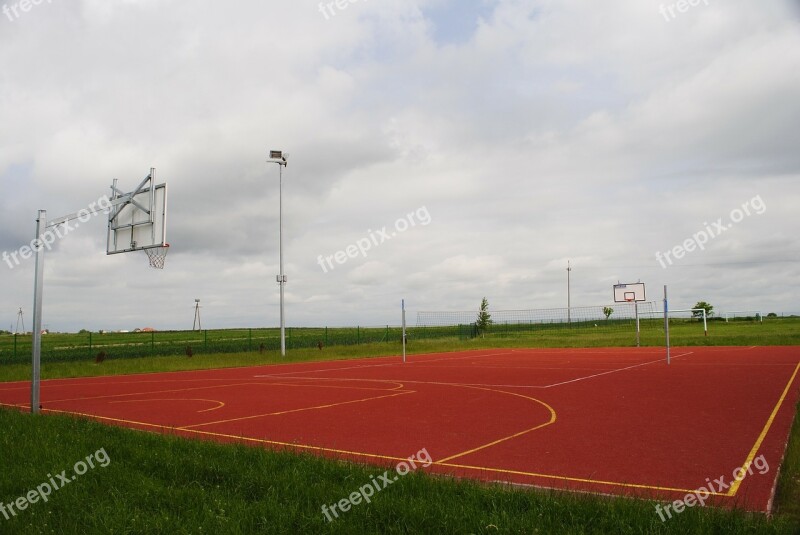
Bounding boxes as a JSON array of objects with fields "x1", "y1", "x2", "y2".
[{"x1": 193, "y1": 299, "x2": 202, "y2": 331}]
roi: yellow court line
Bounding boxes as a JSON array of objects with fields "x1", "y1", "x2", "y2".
[
  {"x1": 39, "y1": 407, "x2": 421, "y2": 464},
  {"x1": 181, "y1": 426, "x2": 423, "y2": 463},
  {"x1": 35, "y1": 407, "x2": 726, "y2": 497},
  {"x1": 178, "y1": 390, "x2": 416, "y2": 430},
  {"x1": 109, "y1": 398, "x2": 226, "y2": 413},
  {"x1": 432, "y1": 459, "x2": 729, "y2": 496},
  {"x1": 262, "y1": 380, "x2": 407, "y2": 392},
  {"x1": 253, "y1": 376, "x2": 415, "y2": 392},
  {"x1": 438, "y1": 385, "x2": 557, "y2": 463},
  {"x1": 44, "y1": 379, "x2": 399, "y2": 405},
  {"x1": 243, "y1": 376, "x2": 557, "y2": 463},
  {"x1": 45, "y1": 382, "x2": 260, "y2": 404},
  {"x1": 728, "y1": 360, "x2": 800, "y2": 496},
  {"x1": 37, "y1": 408, "x2": 170, "y2": 430}
]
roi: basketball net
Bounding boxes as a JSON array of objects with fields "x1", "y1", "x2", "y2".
[{"x1": 145, "y1": 244, "x2": 170, "y2": 269}]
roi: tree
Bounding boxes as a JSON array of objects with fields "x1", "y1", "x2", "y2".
[
  {"x1": 603, "y1": 307, "x2": 614, "y2": 320},
  {"x1": 767, "y1": 312, "x2": 778, "y2": 318},
  {"x1": 476, "y1": 297, "x2": 492, "y2": 336},
  {"x1": 692, "y1": 301, "x2": 714, "y2": 319}
]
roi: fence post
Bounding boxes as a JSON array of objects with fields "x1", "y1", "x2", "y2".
[
  {"x1": 386, "y1": 325, "x2": 389, "y2": 343},
  {"x1": 248, "y1": 328, "x2": 252, "y2": 351},
  {"x1": 357, "y1": 326, "x2": 360, "y2": 345},
  {"x1": 89, "y1": 331, "x2": 93, "y2": 358},
  {"x1": 14, "y1": 333, "x2": 17, "y2": 360},
  {"x1": 204, "y1": 329, "x2": 208, "y2": 350},
  {"x1": 325, "y1": 326, "x2": 328, "y2": 345},
  {"x1": 151, "y1": 331, "x2": 155, "y2": 354}
]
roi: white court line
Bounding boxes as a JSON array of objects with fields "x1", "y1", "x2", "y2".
[
  {"x1": 258, "y1": 350, "x2": 516, "y2": 378},
  {"x1": 254, "y1": 351, "x2": 695, "y2": 389},
  {"x1": 541, "y1": 351, "x2": 694, "y2": 388}
]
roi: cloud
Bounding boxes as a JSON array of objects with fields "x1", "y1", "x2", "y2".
[{"x1": 1, "y1": 0, "x2": 798, "y2": 332}]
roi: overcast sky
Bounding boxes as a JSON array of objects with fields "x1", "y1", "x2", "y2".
[{"x1": 1, "y1": 0, "x2": 799, "y2": 332}]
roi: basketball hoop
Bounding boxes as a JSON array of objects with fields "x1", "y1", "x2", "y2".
[{"x1": 145, "y1": 244, "x2": 169, "y2": 269}]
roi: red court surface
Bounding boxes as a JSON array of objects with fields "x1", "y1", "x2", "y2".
[{"x1": 1, "y1": 346, "x2": 799, "y2": 512}]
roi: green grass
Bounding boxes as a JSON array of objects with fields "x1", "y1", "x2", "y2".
[
  {"x1": 776, "y1": 398, "x2": 800, "y2": 521},
  {"x1": 0, "y1": 340, "x2": 443, "y2": 383},
  {"x1": 3, "y1": 317, "x2": 797, "y2": 365},
  {"x1": 0, "y1": 406, "x2": 797, "y2": 534},
  {"x1": 0, "y1": 322, "x2": 798, "y2": 533},
  {"x1": 1, "y1": 319, "x2": 797, "y2": 383}
]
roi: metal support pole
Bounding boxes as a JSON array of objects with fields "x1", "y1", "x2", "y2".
[
  {"x1": 31, "y1": 210, "x2": 46, "y2": 414},
  {"x1": 663, "y1": 285, "x2": 670, "y2": 365},
  {"x1": 635, "y1": 301, "x2": 640, "y2": 347},
  {"x1": 268, "y1": 151, "x2": 288, "y2": 357},
  {"x1": 401, "y1": 299, "x2": 407, "y2": 364},
  {"x1": 279, "y1": 163, "x2": 286, "y2": 357},
  {"x1": 566, "y1": 261, "x2": 571, "y2": 325}
]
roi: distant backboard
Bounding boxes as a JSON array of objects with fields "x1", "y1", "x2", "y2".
[
  {"x1": 107, "y1": 169, "x2": 168, "y2": 255},
  {"x1": 614, "y1": 282, "x2": 646, "y2": 303}
]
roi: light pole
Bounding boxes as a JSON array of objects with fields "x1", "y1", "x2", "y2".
[
  {"x1": 566, "y1": 260, "x2": 572, "y2": 325},
  {"x1": 269, "y1": 150, "x2": 288, "y2": 356}
]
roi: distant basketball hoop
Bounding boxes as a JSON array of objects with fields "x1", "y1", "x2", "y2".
[
  {"x1": 614, "y1": 282, "x2": 647, "y2": 348},
  {"x1": 613, "y1": 283, "x2": 646, "y2": 303}
]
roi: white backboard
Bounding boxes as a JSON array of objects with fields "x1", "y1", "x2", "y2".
[
  {"x1": 613, "y1": 282, "x2": 646, "y2": 303},
  {"x1": 107, "y1": 170, "x2": 168, "y2": 255}
]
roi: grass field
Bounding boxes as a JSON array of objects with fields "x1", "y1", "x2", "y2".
[
  {"x1": 0, "y1": 322, "x2": 798, "y2": 534},
  {"x1": 3, "y1": 316, "x2": 796, "y2": 364}
]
